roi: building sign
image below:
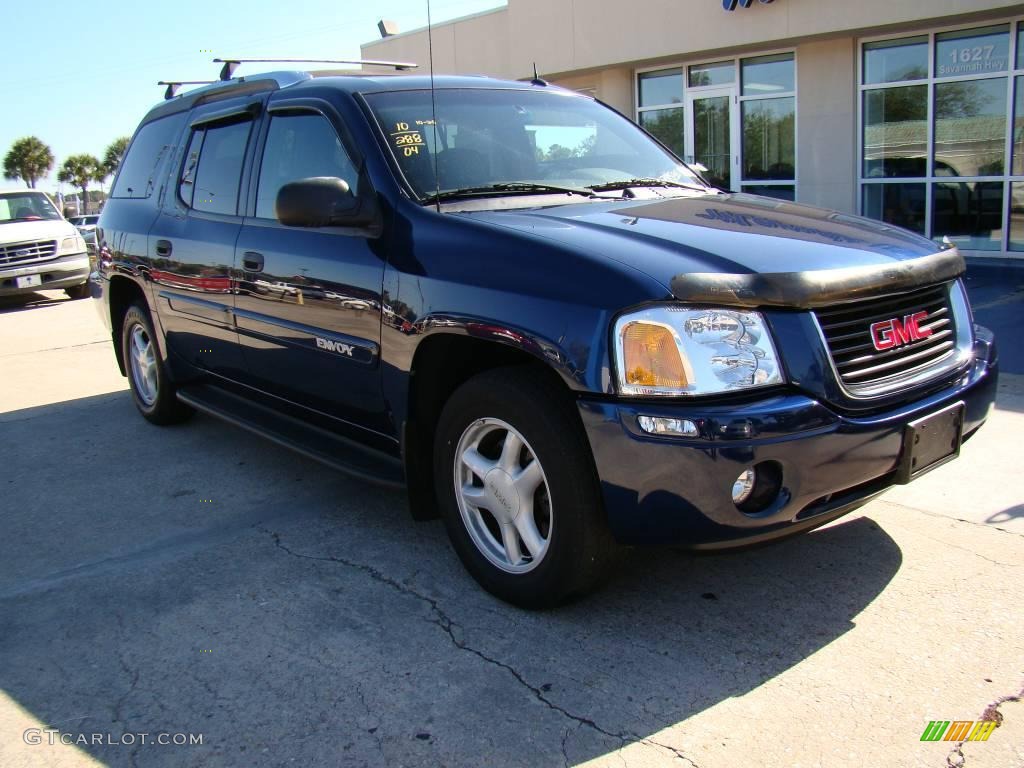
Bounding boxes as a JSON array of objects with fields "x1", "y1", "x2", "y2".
[{"x1": 723, "y1": 0, "x2": 776, "y2": 10}]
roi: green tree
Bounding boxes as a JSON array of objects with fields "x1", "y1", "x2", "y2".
[
  {"x1": 3, "y1": 136, "x2": 54, "y2": 188},
  {"x1": 102, "y1": 136, "x2": 130, "y2": 178},
  {"x1": 58, "y1": 154, "x2": 101, "y2": 214}
]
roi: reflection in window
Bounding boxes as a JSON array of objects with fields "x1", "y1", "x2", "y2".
[
  {"x1": 1014, "y1": 76, "x2": 1024, "y2": 176},
  {"x1": 1010, "y1": 183, "x2": 1024, "y2": 251},
  {"x1": 936, "y1": 25, "x2": 1010, "y2": 79},
  {"x1": 934, "y1": 77, "x2": 1007, "y2": 176},
  {"x1": 742, "y1": 185, "x2": 795, "y2": 201},
  {"x1": 863, "y1": 37, "x2": 928, "y2": 84},
  {"x1": 742, "y1": 98, "x2": 795, "y2": 180},
  {"x1": 863, "y1": 184, "x2": 927, "y2": 234},
  {"x1": 932, "y1": 181, "x2": 1004, "y2": 250},
  {"x1": 189, "y1": 121, "x2": 252, "y2": 216},
  {"x1": 863, "y1": 86, "x2": 927, "y2": 178},
  {"x1": 639, "y1": 69, "x2": 683, "y2": 107},
  {"x1": 256, "y1": 114, "x2": 358, "y2": 220},
  {"x1": 689, "y1": 61, "x2": 734, "y2": 88},
  {"x1": 741, "y1": 53, "x2": 795, "y2": 96},
  {"x1": 639, "y1": 108, "x2": 685, "y2": 157}
]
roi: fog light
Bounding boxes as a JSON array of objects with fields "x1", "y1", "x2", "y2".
[
  {"x1": 732, "y1": 469, "x2": 756, "y2": 505},
  {"x1": 638, "y1": 416, "x2": 698, "y2": 436}
]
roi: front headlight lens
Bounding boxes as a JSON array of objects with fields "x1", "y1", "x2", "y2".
[
  {"x1": 60, "y1": 235, "x2": 85, "y2": 254},
  {"x1": 614, "y1": 306, "x2": 783, "y2": 396}
]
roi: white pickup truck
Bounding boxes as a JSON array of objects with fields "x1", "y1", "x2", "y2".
[{"x1": 0, "y1": 190, "x2": 90, "y2": 299}]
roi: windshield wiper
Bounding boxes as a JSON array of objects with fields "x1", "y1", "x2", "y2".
[
  {"x1": 588, "y1": 178, "x2": 711, "y2": 194},
  {"x1": 422, "y1": 182, "x2": 596, "y2": 205}
]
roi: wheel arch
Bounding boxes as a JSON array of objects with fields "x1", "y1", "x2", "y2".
[
  {"x1": 401, "y1": 332, "x2": 580, "y2": 522},
  {"x1": 107, "y1": 275, "x2": 149, "y2": 376}
]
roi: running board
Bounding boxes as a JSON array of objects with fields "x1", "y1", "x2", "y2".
[{"x1": 176, "y1": 385, "x2": 405, "y2": 489}]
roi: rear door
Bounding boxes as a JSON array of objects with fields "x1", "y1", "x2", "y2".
[
  {"x1": 148, "y1": 100, "x2": 260, "y2": 380},
  {"x1": 232, "y1": 98, "x2": 388, "y2": 432}
]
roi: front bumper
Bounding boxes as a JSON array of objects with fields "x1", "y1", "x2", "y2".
[
  {"x1": 579, "y1": 328, "x2": 998, "y2": 548},
  {"x1": 0, "y1": 253, "x2": 90, "y2": 296}
]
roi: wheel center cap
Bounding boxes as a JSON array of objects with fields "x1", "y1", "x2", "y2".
[{"x1": 484, "y1": 469, "x2": 520, "y2": 520}]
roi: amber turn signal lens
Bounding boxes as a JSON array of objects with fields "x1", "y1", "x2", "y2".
[{"x1": 621, "y1": 322, "x2": 688, "y2": 388}]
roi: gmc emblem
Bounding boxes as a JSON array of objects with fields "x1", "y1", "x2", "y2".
[{"x1": 870, "y1": 311, "x2": 933, "y2": 351}]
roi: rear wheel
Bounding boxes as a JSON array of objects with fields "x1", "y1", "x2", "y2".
[
  {"x1": 121, "y1": 303, "x2": 193, "y2": 425},
  {"x1": 434, "y1": 367, "x2": 616, "y2": 608}
]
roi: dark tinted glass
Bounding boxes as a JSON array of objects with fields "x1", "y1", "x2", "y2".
[
  {"x1": 863, "y1": 36, "x2": 928, "y2": 84},
  {"x1": 1014, "y1": 76, "x2": 1024, "y2": 175},
  {"x1": 863, "y1": 86, "x2": 928, "y2": 178},
  {"x1": 639, "y1": 69, "x2": 683, "y2": 106},
  {"x1": 862, "y1": 183, "x2": 926, "y2": 234},
  {"x1": 689, "y1": 61, "x2": 734, "y2": 88},
  {"x1": 741, "y1": 53, "x2": 794, "y2": 96},
  {"x1": 189, "y1": 120, "x2": 251, "y2": 215},
  {"x1": 111, "y1": 113, "x2": 186, "y2": 199},
  {"x1": 1010, "y1": 182, "x2": 1024, "y2": 251},
  {"x1": 932, "y1": 181, "x2": 1004, "y2": 250},
  {"x1": 256, "y1": 113, "x2": 358, "y2": 220},
  {"x1": 934, "y1": 77, "x2": 1007, "y2": 176},
  {"x1": 936, "y1": 26, "x2": 1010, "y2": 78},
  {"x1": 742, "y1": 185, "x2": 795, "y2": 201},
  {"x1": 742, "y1": 97, "x2": 795, "y2": 180}
]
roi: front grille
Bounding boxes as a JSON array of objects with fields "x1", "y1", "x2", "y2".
[
  {"x1": 0, "y1": 239, "x2": 58, "y2": 267},
  {"x1": 814, "y1": 283, "x2": 958, "y2": 395}
]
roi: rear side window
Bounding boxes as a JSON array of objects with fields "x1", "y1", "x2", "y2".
[
  {"x1": 111, "y1": 113, "x2": 186, "y2": 199},
  {"x1": 179, "y1": 119, "x2": 253, "y2": 216},
  {"x1": 255, "y1": 112, "x2": 359, "y2": 220}
]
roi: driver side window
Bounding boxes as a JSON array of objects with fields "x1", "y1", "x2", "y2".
[{"x1": 255, "y1": 113, "x2": 358, "y2": 220}]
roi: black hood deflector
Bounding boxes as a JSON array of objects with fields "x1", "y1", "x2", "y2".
[{"x1": 669, "y1": 248, "x2": 965, "y2": 309}]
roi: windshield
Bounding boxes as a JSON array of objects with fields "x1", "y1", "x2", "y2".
[
  {"x1": 0, "y1": 192, "x2": 62, "y2": 223},
  {"x1": 364, "y1": 88, "x2": 706, "y2": 201}
]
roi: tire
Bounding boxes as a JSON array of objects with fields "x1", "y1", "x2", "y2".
[
  {"x1": 121, "y1": 302, "x2": 193, "y2": 425},
  {"x1": 434, "y1": 367, "x2": 616, "y2": 608},
  {"x1": 65, "y1": 281, "x2": 90, "y2": 300}
]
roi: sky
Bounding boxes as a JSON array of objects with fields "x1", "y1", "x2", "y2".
[{"x1": 0, "y1": 0, "x2": 506, "y2": 193}]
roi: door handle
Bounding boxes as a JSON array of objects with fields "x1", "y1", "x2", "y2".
[
  {"x1": 242, "y1": 251, "x2": 264, "y2": 272},
  {"x1": 155, "y1": 239, "x2": 172, "y2": 257}
]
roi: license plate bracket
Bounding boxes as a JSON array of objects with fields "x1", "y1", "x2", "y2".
[
  {"x1": 897, "y1": 401, "x2": 965, "y2": 484},
  {"x1": 15, "y1": 274, "x2": 42, "y2": 289}
]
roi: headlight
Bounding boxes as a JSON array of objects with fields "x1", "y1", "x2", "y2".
[
  {"x1": 613, "y1": 306, "x2": 784, "y2": 396},
  {"x1": 59, "y1": 234, "x2": 86, "y2": 254}
]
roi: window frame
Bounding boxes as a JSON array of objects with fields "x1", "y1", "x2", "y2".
[
  {"x1": 635, "y1": 48, "x2": 798, "y2": 198},
  {"x1": 858, "y1": 16, "x2": 1024, "y2": 257}
]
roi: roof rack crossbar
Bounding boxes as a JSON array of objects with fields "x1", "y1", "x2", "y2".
[
  {"x1": 213, "y1": 57, "x2": 418, "y2": 80},
  {"x1": 158, "y1": 80, "x2": 216, "y2": 100}
]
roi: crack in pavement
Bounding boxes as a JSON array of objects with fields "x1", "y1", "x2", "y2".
[
  {"x1": 945, "y1": 683, "x2": 1024, "y2": 767},
  {"x1": 883, "y1": 502, "x2": 1024, "y2": 540},
  {"x1": 262, "y1": 528, "x2": 701, "y2": 767}
]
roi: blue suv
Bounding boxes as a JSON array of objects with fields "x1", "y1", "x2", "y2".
[{"x1": 94, "y1": 70, "x2": 998, "y2": 607}]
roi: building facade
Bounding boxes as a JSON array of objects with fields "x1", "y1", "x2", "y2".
[{"x1": 363, "y1": 0, "x2": 1024, "y2": 259}]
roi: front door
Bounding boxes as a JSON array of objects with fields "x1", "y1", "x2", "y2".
[
  {"x1": 685, "y1": 87, "x2": 738, "y2": 192},
  {"x1": 232, "y1": 102, "x2": 388, "y2": 433}
]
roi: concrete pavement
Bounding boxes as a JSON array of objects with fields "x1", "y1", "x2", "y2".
[{"x1": 0, "y1": 277, "x2": 1021, "y2": 768}]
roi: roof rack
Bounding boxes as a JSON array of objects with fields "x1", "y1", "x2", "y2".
[
  {"x1": 213, "y1": 57, "x2": 418, "y2": 81},
  {"x1": 158, "y1": 80, "x2": 216, "y2": 100}
]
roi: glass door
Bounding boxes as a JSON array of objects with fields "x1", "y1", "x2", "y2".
[{"x1": 685, "y1": 87, "x2": 738, "y2": 191}]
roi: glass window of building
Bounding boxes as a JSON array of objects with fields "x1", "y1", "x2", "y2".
[
  {"x1": 861, "y1": 23, "x2": 1023, "y2": 253},
  {"x1": 740, "y1": 54, "x2": 796, "y2": 199},
  {"x1": 638, "y1": 69, "x2": 685, "y2": 157}
]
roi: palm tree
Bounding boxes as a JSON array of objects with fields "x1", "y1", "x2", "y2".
[
  {"x1": 3, "y1": 136, "x2": 54, "y2": 188},
  {"x1": 102, "y1": 137, "x2": 130, "y2": 178},
  {"x1": 58, "y1": 154, "x2": 101, "y2": 215}
]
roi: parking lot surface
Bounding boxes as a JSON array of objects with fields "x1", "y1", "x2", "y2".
[{"x1": 0, "y1": 267, "x2": 1022, "y2": 768}]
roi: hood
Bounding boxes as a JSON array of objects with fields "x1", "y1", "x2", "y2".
[
  {"x1": 459, "y1": 193, "x2": 963, "y2": 308},
  {"x1": 0, "y1": 218, "x2": 78, "y2": 244}
]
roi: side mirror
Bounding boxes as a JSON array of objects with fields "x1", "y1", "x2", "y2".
[{"x1": 275, "y1": 177, "x2": 374, "y2": 228}]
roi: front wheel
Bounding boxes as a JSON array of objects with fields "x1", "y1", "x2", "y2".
[
  {"x1": 434, "y1": 367, "x2": 616, "y2": 608},
  {"x1": 121, "y1": 303, "x2": 193, "y2": 425},
  {"x1": 65, "y1": 281, "x2": 90, "y2": 300}
]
